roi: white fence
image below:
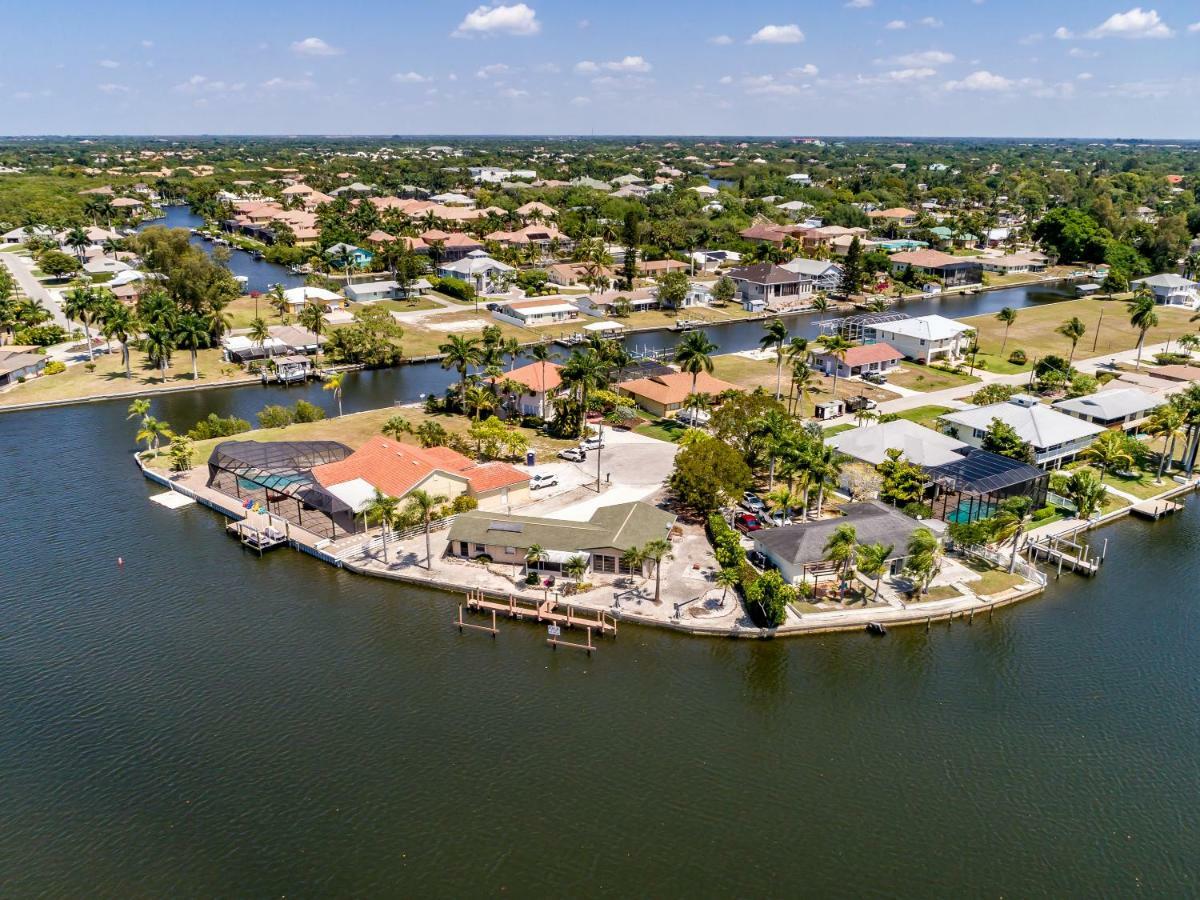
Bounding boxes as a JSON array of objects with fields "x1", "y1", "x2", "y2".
[
  {"x1": 962, "y1": 544, "x2": 1047, "y2": 587},
  {"x1": 334, "y1": 514, "x2": 460, "y2": 562}
]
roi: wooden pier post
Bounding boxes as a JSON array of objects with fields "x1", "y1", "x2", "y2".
[{"x1": 1101, "y1": 538, "x2": 1108, "y2": 562}]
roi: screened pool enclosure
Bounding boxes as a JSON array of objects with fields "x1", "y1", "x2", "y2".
[{"x1": 926, "y1": 449, "x2": 1048, "y2": 525}]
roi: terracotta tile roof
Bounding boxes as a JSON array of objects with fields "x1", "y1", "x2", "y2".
[
  {"x1": 814, "y1": 342, "x2": 904, "y2": 366},
  {"x1": 617, "y1": 370, "x2": 739, "y2": 406},
  {"x1": 442, "y1": 233, "x2": 484, "y2": 248},
  {"x1": 311, "y1": 436, "x2": 529, "y2": 499},
  {"x1": 491, "y1": 361, "x2": 563, "y2": 393},
  {"x1": 889, "y1": 249, "x2": 963, "y2": 269}
]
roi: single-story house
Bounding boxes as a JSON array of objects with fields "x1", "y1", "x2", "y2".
[
  {"x1": 940, "y1": 394, "x2": 1105, "y2": 468},
  {"x1": 324, "y1": 243, "x2": 373, "y2": 269},
  {"x1": 437, "y1": 250, "x2": 514, "y2": 295},
  {"x1": 753, "y1": 501, "x2": 939, "y2": 585},
  {"x1": 978, "y1": 254, "x2": 1046, "y2": 275},
  {"x1": 489, "y1": 360, "x2": 564, "y2": 418},
  {"x1": 1131, "y1": 274, "x2": 1200, "y2": 309},
  {"x1": 312, "y1": 437, "x2": 530, "y2": 513},
  {"x1": 345, "y1": 279, "x2": 431, "y2": 303},
  {"x1": 811, "y1": 341, "x2": 903, "y2": 379},
  {"x1": 282, "y1": 286, "x2": 344, "y2": 312},
  {"x1": 0, "y1": 348, "x2": 47, "y2": 386},
  {"x1": 575, "y1": 287, "x2": 658, "y2": 317},
  {"x1": 1052, "y1": 386, "x2": 1160, "y2": 429},
  {"x1": 546, "y1": 262, "x2": 614, "y2": 287},
  {"x1": 446, "y1": 501, "x2": 676, "y2": 578},
  {"x1": 889, "y1": 250, "x2": 983, "y2": 287},
  {"x1": 827, "y1": 419, "x2": 968, "y2": 467},
  {"x1": 638, "y1": 259, "x2": 689, "y2": 278},
  {"x1": 492, "y1": 297, "x2": 581, "y2": 327},
  {"x1": 862, "y1": 315, "x2": 974, "y2": 364},
  {"x1": 617, "y1": 370, "x2": 739, "y2": 419}
]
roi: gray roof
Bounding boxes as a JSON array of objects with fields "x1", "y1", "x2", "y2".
[
  {"x1": 942, "y1": 398, "x2": 1105, "y2": 449},
  {"x1": 1132, "y1": 274, "x2": 1197, "y2": 289},
  {"x1": 828, "y1": 420, "x2": 967, "y2": 467},
  {"x1": 753, "y1": 501, "x2": 933, "y2": 567},
  {"x1": 448, "y1": 501, "x2": 675, "y2": 554},
  {"x1": 782, "y1": 258, "x2": 842, "y2": 277},
  {"x1": 1052, "y1": 387, "x2": 1159, "y2": 420}
]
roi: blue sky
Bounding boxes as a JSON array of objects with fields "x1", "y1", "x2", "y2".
[{"x1": 1, "y1": 1, "x2": 1198, "y2": 138}]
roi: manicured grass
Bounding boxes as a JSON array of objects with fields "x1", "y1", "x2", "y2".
[
  {"x1": 147, "y1": 405, "x2": 577, "y2": 472},
  {"x1": 887, "y1": 362, "x2": 980, "y2": 392},
  {"x1": 891, "y1": 404, "x2": 954, "y2": 429},
  {"x1": 0, "y1": 347, "x2": 249, "y2": 407},
  {"x1": 965, "y1": 566, "x2": 1025, "y2": 597},
  {"x1": 969, "y1": 351, "x2": 1029, "y2": 375},
  {"x1": 223, "y1": 295, "x2": 291, "y2": 330},
  {"x1": 961, "y1": 297, "x2": 1196, "y2": 365},
  {"x1": 1068, "y1": 463, "x2": 1176, "y2": 501},
  {"x1": 635, "y1": 418, "x2": 688, "y2": 443},
  {"x1": 370, "y1": 297, "x2": 442, "y2": 314},
  {"x1": 400, "y1": 313, "x2": 533, "y2": 357},
  {"x1": 710, "y1": 353, "x2": 898, "y2": 410},
  {"x1": 823, "y1": 423, "x2": 855, "y2": 436},
  {"x1": 920, "y1": 584, "x2": 964, "y2": 601}
]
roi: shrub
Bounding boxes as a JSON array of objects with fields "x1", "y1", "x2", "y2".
[
  {"x1": 970, "y1": 383, "x2": 1020, "y2": 405},
  {"x1": 432, "y1": 276, "x2": 475, "y2": 302},
  {"x1": 707, "y1": 513, "x2": 746, "y2": 570},
  {"x1": 42, "y1": 359, "x2": 66, "y2": 375},
  {"x1": 14, "y1": 325, "x2": 68, "y2": 346},
  {"x1": 902, "y1": 502, "x2": 933, "y2": 519},
  {"x1": 1031, "y1": 505, "x2": 1057, "y2": 522},
  {"x1": 525, "y1": 572, "x2": 540, "y2": 585},
  {"x1": 256, "y1": 404, "x2": 294, "y2": 429},
  {"x1": 743, "y1": 569, "x2": 794, "y2": 628},
  {"x1": 1008, "y1": 349, "x2": 1027, "y2": 365},
  {"x1": 473, "y1": 553, "x2": 492, "y2": 564},
  {"x1": 187, "y1": 412, "x2": 252, "y2": 440},
  {"x1": 450, "y1": 495, "x2": 478, "y2": 514},
  {"x1": 1153, "y1": 352, "x2": 1190, "y2": 366},
  {"x1": 292, "y1": 399, "x2": 326, "y2": 423}
]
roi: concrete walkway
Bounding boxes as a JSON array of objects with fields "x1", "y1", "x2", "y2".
[{"x1": 1, "y1": 252, "x2": 69, "y2": 329}]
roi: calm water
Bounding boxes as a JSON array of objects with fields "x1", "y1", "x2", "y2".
[{"x1": 2, "y1": 386, "x2": 1198, "y2": 895}]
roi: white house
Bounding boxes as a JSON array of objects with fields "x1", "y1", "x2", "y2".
[
  {"x1": 437, "y1": 250, "x2": 514, "y2": 295},
  {"x1": 940, "y1": 394, "x2": 1105, "y2": 468},
  {"x1": 345, "y1": 280, "x2": 403, "y2": 303},
  {"x1": 781, "y1": 257, "x2": 843, "y2": 292},
  {"x1": 282, "y1": 286, "x2": 344, "y2": 312},
  {"x1": 1052, "y1": 387, "x2": 1160, "y2": 429},
  {"x1": 785, "y1": 173, "x2": 812, "y2": 184},
  {"x1": 828, "y1": 419, "x2": 968, "y2": 467},
  {"x1": 863, "y1": 315, "x2": 974, "y2": 364},
  {"x1": 1131, "y1": 274, "x2": 1200, "y2": 309},
  {"x1": 492, "y1": 297, "x2": 581, "y2": 327}
]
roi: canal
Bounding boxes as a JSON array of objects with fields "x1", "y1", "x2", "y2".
[{"x1": 2, "y1": 378, "x2": 1198, "y2": 895}]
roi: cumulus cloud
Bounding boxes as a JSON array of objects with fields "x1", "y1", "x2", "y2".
[
  {"x1": 845, "y1": 0, "x2": 873, "y2": 7},
  {"x1": 499, "y1": 86, "x2": 528, "y2": 98},
  {"x1": 742, "y1": 75, "x2": 804, "y2": 96},
  {"x1": 262, "y1": 76, "x2": 314, "y2": 90},
  {"x1": 882, "y1": 67, "x2": 937, "y2": 81},
  {"x1": 575, "y1": 56, "x2": 651, "y2": 74},
  {"x1": 718, "y1": 75, "x2": 733, "y2": 84},
  {"x1": 789, "y1": 63, "x2": 819, "y2": 77},
  {"x1": 885, "y1": 20, "x2": 907, "y2": 30},
  {"x1": 945, "y1": 70, "x2": 1016, "y2": 91},
  {"x1": 1068, "y1": 47, "x2": 1100, "y2": 58},
  {"x1": 882, "y1": 50, "x2": 955, "y2": 67},
  {"x1": 291, "y1": 36, "x2": 341, "y2": 56},
  {"x1": 173, "y1": 74, "x2": 244, "y2": 94},
  {"x1": 99, "y1": 59, "x2": 119, "y2": 68},
  {"x1": 475, "y1": 63, "x2": 511, "y2": 79},
  {"x1": 1054, "y1": 26, "x2": 1074, "y2": 39},
  {"x1": 708, "y1": 34, "x2": 734, "y2": 45},
  {"x1": 452, "y1": 4, "x2": 541, "y2": 37},
  {"x1": 1086, "y1": 7, "x2": 1173, "y2": 39},
  {"x1": 1189, "y1": 22, "x2": 1200, "y2": 33},
  {"x1": 919, "y1": 16, "x2": 943, "y2": 27},
  {"x1": 569, "y1": 95, "x2": 590, "y2": 105},
  {"x1": 393, "y1": 71, "x2": 431, "y2": 83},
  {"x1": 97, "y1": 83, "x2": 130, "y2": 94},
  {"x1": 748, "y1": 24, "x2": 805, "y2": 44}
]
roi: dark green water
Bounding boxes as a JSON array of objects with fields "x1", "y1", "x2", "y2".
[{"x1": 3, "y1": 393, "x2": 1199, "y2": 896}]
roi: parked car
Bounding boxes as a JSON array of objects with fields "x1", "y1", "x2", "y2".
[
  {"x1": 558, "y1": 447, "x2": 585, "y2": 462},
  {"x1": 862, "y1": 371, "x2": 888, "y2": 385},
  {"x1": 763, "y1": 509, "x2": 792, "y2": 527},
  {"x1": 742, "y1": 492, "x2": 765, "y2": 513},
  {"x1": 734, "y1": 513, "x2": 763, "y2": 534},
  {"x1": 579, "y1": 436, "x2": 605, "y2": 451},
  {"x1": 529, "y1": 472, "x2": 559, "y2": 490},
  {"x1": 676, "y1": 409, "x2": 711, "y2": 427}
]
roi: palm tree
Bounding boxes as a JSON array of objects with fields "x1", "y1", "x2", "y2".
[
  {"x1": 814, "y1": 333, "x2": 853, "y2": 403},
  {"x1": 822, "y1": 524, "x2": 858, "y2": 602},
  {"x1": 206, "y1": 306, "x2": 233, "y2": 344},
  {"x1": 324, "y1": 371, "x2": 345, "y2": 418},
  {"x1": 1065, "y1": 469, "x2": 1106, "y2": 519},
  {"x1": 989, "y1": 496, "x2": 1034, "y2": 573},
  {"x1": 765, "y1": 487, "x2": 799, "y2": 525},
  {"x1": 266, "y1": 284, "x2": 289, "y2": 322},
  {"x1": 525, "y1": 544, "x2": 548, "y2": 575},
  {"x1": 904, "y1": 527, "x2": 942, "y2": 594},
  {"x1": 1178, "y1": 333, "x2": 1200, "y2": 360},
  {"x1": 673, "y1": 330, "x2": 718, "y2": 401},
  {"x1": 64, "y1": 226, "x2": 90, "y2": 261},
  {"x1": 101, "y1": 302, "x2": 138, "y2": 378},
  {"x1": 135, "y1": 415, "x2": 174, "y2": 455},
  {"x1": 789, "y1": 360, "x2": 815, "y2": 417},
  {"x1": 363, "y1": 489, "x2": 401, "y2": 564},
  {"x1": 995, "y1": 306, "x2": 1018, "y2": 356},
  {"x1": 809, "y1": 293, "x2": 831, "y2": 312},
  {"x1": 1127, "y1": 288, "x2": 1159, "y2": 371},
  {"x1": 381, "y1": 416, "x2": 413, "y2": 441},
  {"x1": 1081, "y1": 430, "x2": 1135, "y2": 479},
  {"x1": 808, "y1": 442, "x2": 841, "y2": 518},
  {"x1": 298, "y1": 302, "x2": 326, "y2": 360},
  {"x1": 248, "y1": 317, "x2": 271, "y2": 360},
  {"x1": 641, "y1": 537, "x2": 673, "y2": 604},
  {"x1": 856, "y1": 541, "x2": 894, "y2": 602},
  {"x1": 759, "y1": 318, "x2": 789, "y2": 401},
  {"x1": 560, "y1": 348, "x2": 609, "y2": 437},
  {"x1": 63, "y1": 284, "x2": 101, "y2": 362},
  {"x1": 144, "y1": 324, "x2": 175, "y2": 381},
  {"x1": 175, "y1": 312, "x2": 209, "y2": 380},
  {"x1": 463, "y1": 384, "x2": 496, "y2": 422},
  {"x1": 126, "y1": 398, "x2": 150, "y2": 422},
  {"x1": 1056, "y1": 316, "x2": 1086, "y2": 368},
  {"x1": 404, "y1": 488, "x2": 446, "y2": 569},
  {"x1": 1145, "y1": 403, "x2": 1186, "y2": 482},
  {"x1": 439, "y1": 335, "x2": 483, "y2": 412},
  {"x1": 714, "y1": 567, "x2": 740, "y2": 604},
  {"x1": 563, "y1": 554, "x2": 589, "y2": 588}
]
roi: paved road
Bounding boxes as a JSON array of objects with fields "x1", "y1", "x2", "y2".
[{"x1": 1, "y1": 252, "x2": 69, "y2": 329}]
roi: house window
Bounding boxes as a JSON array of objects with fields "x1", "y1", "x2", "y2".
[
  {"x1": 473, "y1": 544, "x2": 486, "y2": 554},
  {"x1": 593, "y1": 554, "x2": 616, "y2": 574},
  {"x1": 505, "y1": 547, "x2": 516, "y2": 555}
]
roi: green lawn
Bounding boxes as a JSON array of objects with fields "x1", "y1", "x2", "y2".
[
  {"x1": 887, "y1": 362, "x2": 980, "y2": 392},
  {"x1": 970, "y1": 351, "x2": 1030, "y2": 375},
  {"x1": 635, "y1": 418, "x2": 688, "y2": 443},
  {"x1": 891, "y1": 405, "x2": 954, "y2": 429},
  {"x1": 962, "y1": 559, "x2": 1026, "y2": 597},
  {"x1": 1068, "y1": 463, "x2": 1177, "y2": 501}
]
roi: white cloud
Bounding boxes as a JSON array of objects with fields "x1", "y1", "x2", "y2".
[
  {"x1": 882, "y1": 67, "x2": 937, "y2": 81},
  {"x1": 919, "y1": 17, "x2": 943, "y2": 27},
  {"x1": 885, "y1": 20, "x2": 907, "y2": 30},
  {"x1": 1189, "y1": 22, "x2": 1200, "y2": 33},
  {"x1": 173, "y1": 74, "x2": 244, "y2": 94},
  {"x1": 845, "y1": 0, "x2": 873, "y2": 7},
  {"x1": 291, "y1": 36, "x2": 341, "y2": 56},
  {"x1": 569, "y1": 95, "x2": 591, "y2": 105},
  {"x1": 452, "y1": 4, "x2": 541, "y2": 37},
  {"x1": 1054, "y1": 27, "x2": 1074, "y2": 39},
  {"x1": 1019, "y1": 32, "x2": 1044, "y2": 45},
  {"x1": 742, "y1": 75, "x2": 808, "y2": 96},
  {"x1": 577, "y1": 19, "x2": 590, "y2": 29},
  {"x1": 1086, "y1": 7, "x2": 1173, "y2": 39},
  {"x1": 885, "y1": 50, "x2": 955, "y2": 66},
  {"x1": 99, "y1": 59, "x2": 119, "y2": 68},
  {"x1": 1068, "y1": 47, "x2": 1100, "y2": 58},
  {"x1": 97, "y1": 83, "x2": 130, "y2": 94},
  {"x1": 1077, "y1": 72, "x2": 1094, "y2": 80},
  {"x1": 789, "y1": 63, "x2": 819, "y2": 77},
  {"x1": 945, "y1": 70, "x2": 1016, "y2": 91},
  {"x1": 718, "y1": 75, "x2": 733, "y2": 84},
  {"x1": 499, "y1": 87, "x2": 528, "y2": 98},
  {"x1": 475, "y1": 63, "x2": 511, "y2": 79},
  {"x1": 140, "y1": 40, "x2": 154, "y2": 48},
  {"x1": 393, "y1": 71, "x2": 431, "y2": 83},
  {"x1": 708, "y1": 34, "x2": 734, "y2": 45},
  {"x1": 262, "y1": 76, "x2": 314, "y2": 90},
  {"x1": 748, "y1": 24, "x2": 805, "y2": 44},
  {"x1": 534, "y1": 62, "x2": 560, "y2": 73},
  {"x1": 576, "y1": 56, "x2": 651, "y2": 74}
]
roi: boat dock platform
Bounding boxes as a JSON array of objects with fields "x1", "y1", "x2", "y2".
[
  {"x1": 1026, "y1": 530, "x2": 1102, "y2": 577},
  {"x1": 1132, "y1": 499, "x2": 1183, "y2": 520},
  {"x1": 227, "y1": 519, "x2": 289, "y2": 555},
  {"x1": 462, "y1": 588, "x2": 618, "y2": 641}
]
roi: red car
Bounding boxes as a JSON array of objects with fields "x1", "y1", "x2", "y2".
[{"x1": 734, "y1": 513, "x2": 763, "y2": 533}]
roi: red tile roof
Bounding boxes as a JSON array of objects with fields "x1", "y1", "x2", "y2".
[
  {"x1": 617, "y1": 370, "x2": 739, "y2": 406},
  {"x1": 814, "y1": 342, "x2": 903, "y2": 366},
  {"x1": 491, "y1": 361, "x2": 563, "y2": 393}
]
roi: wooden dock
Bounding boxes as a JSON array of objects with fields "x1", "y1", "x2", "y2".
[
  {"x1": 463, "y1": 588, "x2": 617, "y2": 637},
  {"x1": 1132, "y1": 499, "x2": 1183, "y2": 520},
  {"x1": 227, "y1": 520, "x2": 289, "y2": 555},
  {"x1": 1026, "y1": 530, "x2": 1102, "y2": 577}
]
